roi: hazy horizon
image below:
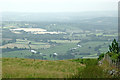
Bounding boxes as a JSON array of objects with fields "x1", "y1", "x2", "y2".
[{"x1": 0, "y1": 0, "x2": 118, "y2": 13}]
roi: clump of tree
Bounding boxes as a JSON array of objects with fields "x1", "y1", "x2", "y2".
[
  {"x1": 109, "y1": 39, "x2": 119, "y2": 54},
  {"x1": 108, "y1": 39, "x2": 120, "y2": 60},
  {"x1": 98, "y1": 53, "x2": 104, "y2": 61},
  {"x1": 2, "y1": 47, "x2": 28, "y2": 53}
]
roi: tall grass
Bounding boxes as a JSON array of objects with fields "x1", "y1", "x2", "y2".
[
  {"x1": 2, "y1": 58, "x2": 85, "y2": 78},
  {"x1": 71, "y1": 59, "x2": 105, "y2": 78}
]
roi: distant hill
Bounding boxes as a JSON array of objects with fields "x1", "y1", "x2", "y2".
[{"x1": 2, "y1": 11, "x2": 117, "y2": 22}]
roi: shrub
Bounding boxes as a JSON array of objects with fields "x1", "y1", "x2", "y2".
[
  {"x1": 111, "y1": 54, "x2": 119, "y2": 60},
  {"x1": 98, "y1": 53, "x2": 104, "y2": 61},
  {"x1": 109, "y1": 39, "x2": 119, "y2": 54}
]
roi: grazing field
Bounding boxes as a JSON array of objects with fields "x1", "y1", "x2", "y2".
[
  {"x1": 76, "y1": 41, "x2": 110, "y2": 54},
  {"x1": 1, "y1": 43, "x2": 50, "y2": 49},
  {"x1": 39, "y1": 43, "x2": 77, "y2": 55},
  {"x1": 2, "y1": 50, "x2": 32, "y2": 58},
  {"x1": 2, "y1": 39, "x2": 51, "y2": 49},
  {"x1": 2, "y1": 58, "x2": 85, "y2": 78},
  {"x1": 51, "y1": 40, "x2": 80, "y2": 43}
]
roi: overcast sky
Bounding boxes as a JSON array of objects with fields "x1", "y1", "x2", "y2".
[{"x1": 0, "y1": 0, "x2": 119, "y2": 12}]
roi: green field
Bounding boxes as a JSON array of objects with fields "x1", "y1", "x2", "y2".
[
  {"x1": 51, "y1": 40, "x2": 80, "y2": 43},
  {"x1": 2, "y1": 50, "x2": 32, "y2": 58},
  {"x1": 39, "y1": 43, "x2": 77, "y2": 55},
  {"x1": 76, "y1": 41, "x2": 110, "y2": 54},
  {"x1": 2, "y1": 39, "x2": 51, "y2": 49},
  {"x1": 2, "y1": 40, "x2": 110, "y2": 60}
]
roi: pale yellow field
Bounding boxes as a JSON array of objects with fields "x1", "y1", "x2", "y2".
[
  {"x1": 10, "y1": 28, "x2": 66, "y2": 34},
  {"x1": 12, "y1": 31, "x2": 21, "y2": 34},
  {"x1": 1, "y1": 43, "x2": 50, "y2": 49},
  {"x1": 1, "y1": 43, "x2": 29, "y2": 49},
  {"x1": 10, "y1": 28, "x2": 47, "y2": 32},
  {"x1": 34, "y1": 31, "x2": 66, "y2": 34}
]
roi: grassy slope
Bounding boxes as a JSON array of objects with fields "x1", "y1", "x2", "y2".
[
  {"x1": 2, "y1": 58, "x2": 110, "y2": 78},
  {"x1": 2, "y1": 58, "x2": 85, "y2": 78}
]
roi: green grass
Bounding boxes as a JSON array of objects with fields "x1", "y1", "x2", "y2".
[
  {"x1": 71, "y1": 59, "x2": 109, "y2": 78},
  {"x1": 2, "y1": 57, "x2": 112, "y2": 78},
  {"x1": 2, "y1": 58, "x2": 85, "y2": 78}
]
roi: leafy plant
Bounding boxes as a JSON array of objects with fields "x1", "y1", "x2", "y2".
[
  {"x1": 109, "y1": 39, "x2": 119, "y2": 54},
  {"x1": 98, "y1": 53, "x2": 104, "y2": 61}
]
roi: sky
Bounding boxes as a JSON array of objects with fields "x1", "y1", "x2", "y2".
[{"x1": 0, "y1": 0, "x2": 119, "y2": 12}]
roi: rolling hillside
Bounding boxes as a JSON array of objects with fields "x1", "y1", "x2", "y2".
[
  {"x1": 2, "y1": 58, "x2": 85, "y2": 78},
  {"x1": 2, "y1": 57, "x2": 112, "y2": 78}
]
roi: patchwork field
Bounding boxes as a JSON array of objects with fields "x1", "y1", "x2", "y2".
[
  {"x1": 2, "y1": 38, "x2": 110, "y2": 60},
  {"x1": 2, "y1": 39, "x2": 51, "y2": 49}
]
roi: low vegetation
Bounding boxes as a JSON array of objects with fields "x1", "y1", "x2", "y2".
[{"x1": 2, "y1": 58, "x2": 85, "y2": 78}]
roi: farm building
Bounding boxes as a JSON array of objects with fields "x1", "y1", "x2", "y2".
[{"x1": 30, "y1": 50, "x2": 37, "y2": 54}]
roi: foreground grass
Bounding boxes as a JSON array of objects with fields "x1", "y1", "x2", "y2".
[
  {"x1": 2, "y1": 58, "x2": 85, "y2": 78},
  {"x1": 70, "y1": 59, "x2": 107, "y2": 78},
  {"x1": 2, "y1": 58, "x2": 111, "y2": 78}
]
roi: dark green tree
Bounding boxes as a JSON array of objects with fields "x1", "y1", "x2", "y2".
[{"x1": 109, "y1": 39, "x2": 119, "y2": 54}]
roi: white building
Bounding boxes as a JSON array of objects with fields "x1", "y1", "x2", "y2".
[
  {"x1": 53, "y1": 53, "x2": 58, "y2": 56},
  {"x1": 77, "y1": 45, "x2": 82, "y2": 47},
  {"x1": 31, "y1": 50, "x2": 37, "y2": 54}
]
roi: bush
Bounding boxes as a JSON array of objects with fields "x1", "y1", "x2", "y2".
[
  {"x1": 111, "y1": 54, "x2": 119, "y2": 60},
  {"x1": 83, "y1": 59, "x2": 98, "y2": 66},
  {"x1": 108, "y1": 52, "x2": 114, "y2": 57},
  {"x1": 72, "y1": 59, "x2": 104, "y2": 78},
  {"x1": 109, "y1": 39, "x2": 119, "y2": 54},
  {"x1": 79, "y1": 65, "x2": 104, "y2": 78},
  {"x1": 98, "y1": 53, "x2": 104, "y2": 61},
  {"x1": 71, "y1": 59, "x2": 98, "y2": 66}
]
